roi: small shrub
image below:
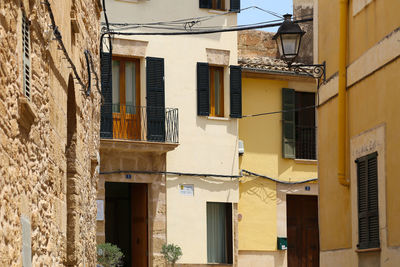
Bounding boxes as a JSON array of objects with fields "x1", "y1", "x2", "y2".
[
  {"x1": 97, "y1": 243, "x2": 124, "y2": 267},
  {"x1": 161, "y1": 243, "x2": 182, "y2": 266}
]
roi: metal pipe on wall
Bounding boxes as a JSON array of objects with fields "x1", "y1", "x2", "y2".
[{"x1": 338, "y1": 0, "x2": 350, "y2": 186}]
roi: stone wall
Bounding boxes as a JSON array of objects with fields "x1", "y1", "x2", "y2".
[
  {"x1": 238, "y1": 30, "x2": 278, "y2": 60},
  {"x1": 293, "y1": 0, "x2": 314, "y2": 64},
  {"x1": 0, "y1": 0, "x2": 101, "y2": 266},
  {"x1": 98, "y1": 141, "x2": 170, "y2": 267}
]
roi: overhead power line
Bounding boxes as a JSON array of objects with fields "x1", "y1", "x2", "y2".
[
  {"x1": 242, "y1": 169, "x2": 318, "y2": 184},
  {"x1": 105, "y1": 18, "x2": 313, "y2": 36},
  {"x1": 242, "y1": 104, "x2": 317, "y2": 118}
]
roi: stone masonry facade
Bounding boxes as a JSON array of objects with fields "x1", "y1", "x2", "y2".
[{"x1": 0, "y1": 0, "x2": 101, "y2": 266}]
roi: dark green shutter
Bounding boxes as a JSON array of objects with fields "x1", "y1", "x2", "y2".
[
  {"x1": 282, "y1": 88, "x2": 296, "y2": 158},
  {"x1": 146, "y1": 57, "x2": 165, "y2": 142},
  {"x1": 230, "y1": 0, "x2": 240, "y2": 12},
  {"x1": 197, "y1": 62, "x2": 210, "y2": 116},
  {"x1": 229, "y1": 65, "x2": 242, "y2": 118},
  {"x1": 22, "y1": 14, "x2": 31, "y2": 100},
  {"x1": 200, "y1": 0, "x2": 212, "y2": 8},
  {"x1": 356, "y1": 152, "x2": 379, "y2": 250},
  {"x1": 100, "y1": 52, "x2": 113, "y2": 138}
]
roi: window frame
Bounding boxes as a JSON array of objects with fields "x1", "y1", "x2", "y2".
[
  {"x1": 209, "y1": 66, "x2": 224, "y2": 117},
  {"x1": 111, "y1": 56, "x2": 141, "y2": 112}
]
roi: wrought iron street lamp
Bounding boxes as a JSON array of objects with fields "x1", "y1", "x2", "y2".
[{"x1": 273, "y1": 14, "x2": 326, "y2": 82}]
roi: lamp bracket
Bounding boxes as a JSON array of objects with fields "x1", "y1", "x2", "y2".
[{"x1": 287, "y1": 61, "x2": 326, "y2": 82}]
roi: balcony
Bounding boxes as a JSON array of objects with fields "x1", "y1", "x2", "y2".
[
  {"x1": 295, "y1": 125, "x2": 316, "y2": 160},
  {"x1": 100, "y1": 104, "x2": 179, "y2": 144}
]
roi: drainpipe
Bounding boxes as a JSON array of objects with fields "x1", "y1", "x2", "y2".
[{"x1": 338, "y1": 0, "x2": 350, "y2": 186}]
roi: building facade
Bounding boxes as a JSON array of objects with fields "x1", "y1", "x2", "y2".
[
  {"x1": 237, "y1": 30, "x2": 318, "y2": 267},
  {"x1": 316, "y1": 0, "x2": 400, "y2": 266},
  {"x1": 0, "y1": 0, "x2": 101, "y2": 266},
  {"x1": 98, "y1": 0, "x2": 241, "y2": 266}
]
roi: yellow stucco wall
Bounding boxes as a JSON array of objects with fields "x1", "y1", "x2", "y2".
[
  {"x1": 238, "y1": 76, "x2": 317, "y2": 252},
  {"x1": 317, "y1": 0, "x2": 400, "y2": 264}
]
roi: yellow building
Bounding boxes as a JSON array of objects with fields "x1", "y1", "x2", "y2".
[
  {"x1": 316, "y1": 0, "x2": 400, "y2": 266},
  {"x1": 237, "y1": 50, "x2": 319, "y2": 266}
]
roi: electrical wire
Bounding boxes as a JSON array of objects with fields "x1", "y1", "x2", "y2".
[
  {"x1": 42, "y1": 0, "x2": 86, "y2": 89},
  {"x1": 242, "y1": 104, "x2": 317, "y2": 118},
  {"x1": 242, "y1": 169, "x2": 317, "y2": 184},
  {"x1": 105, "y1": 18, "x2": 313, "y2": 36},
  {"x1": 99, "y1": 170, "x2": 241, "y2": 179}
]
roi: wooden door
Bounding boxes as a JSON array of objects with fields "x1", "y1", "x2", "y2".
[
  {"x1": 287, "y1": 195, "x2": 319, "y2": 267},
  {"x1": 112, "y1": 57, "x2": 141, "y2": 140},
  {"x1": 131, "y1": 183, "x2": 148, "y2": 267}
]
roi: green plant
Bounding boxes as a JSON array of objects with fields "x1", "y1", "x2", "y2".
[
  {"x1": 161, "y1": 243, "x2": 182, "y2": 266},
  {"x1": 97, "y1": 243, "x2": 124, "y2": 267}
]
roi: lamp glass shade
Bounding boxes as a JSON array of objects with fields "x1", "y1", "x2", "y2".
[{"x1": 279, "y1": 33, "x2": 301, "y2": 60}]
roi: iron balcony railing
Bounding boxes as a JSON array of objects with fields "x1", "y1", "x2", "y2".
[
  {"x1": 295, "y1": 125, "x2": 316, "y2": 160},
  {"x1": 100, "y1": 104, "x2": 179, "y2": 143}
]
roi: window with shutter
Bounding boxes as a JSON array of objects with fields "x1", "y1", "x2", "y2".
[
  {"x1": 229, "y1": 65, "x2": 242, "y2": 118},
  {"x1": 146, "y1": 57, "x2": 165, "y2": 142},
  {"x1": 282, "y1": 88, "x2": 296, "y2": 158},
  {"x1": 197, "y1": 62, "x2": 210, "y2": 116},
  {"x1": 22, "y1": 13, "x2": 31, "y2": 100},
  {"x1": 100, "y1": 52, "x2": 113, "y2": 138},
  {"x1": 200, "y1": 0, "x2": 226, "y2": 11},
  {"x1": 230, "y1": 0, "x2": 240, "y2": 12},
  {"x1": 210, "y1": 66, "x2": 224, "y2": 117},
  {"x1": 356, "y1": 152, "x2": 380, "y2": 250}
]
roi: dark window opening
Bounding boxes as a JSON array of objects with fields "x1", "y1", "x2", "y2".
[
  {"x1": 200, "y1": 0, "x2": 226, "y2": 10},
  {"x1": 295, "y1": 92, "x2": 316, "y2": 160},
  {"x1": 207, "y1": 202, "x2": 233, "y2": 264}
]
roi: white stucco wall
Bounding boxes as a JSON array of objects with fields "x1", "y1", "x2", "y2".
[{"x1": 104, "y1": 0, "x2": 239, "y2": 264}]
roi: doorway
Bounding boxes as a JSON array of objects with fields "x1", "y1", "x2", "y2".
[
  {"x1": 105, "y1": 182, "x2": 148, "y2": 267},
  {"x1": 287, "y1": 195, "x2": 319, "y2": 267}
]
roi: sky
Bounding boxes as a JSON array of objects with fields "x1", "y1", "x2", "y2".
[{"x1": 237, "y1": 0, "x2": 293, "y2": 32}]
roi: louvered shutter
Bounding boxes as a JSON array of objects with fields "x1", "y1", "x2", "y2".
[
  {"x1": 230, "y1": 65, "x2": 242, "y2": 118},
  {"x1": 356, "y1": 152, "x2": 380, "y2": 249},
  {"x1": 230, "y1": 0, "x2": 240, "y2": 12},
  {"x1": 146, "y1": 57, "x2": 165, "y2": 142},
  {"x1": 100, "y1": 52, "x2": 113, "y2": 138},
  {"x1": 282, "y1": 88, "x2": 296, "y2": 158},
  {"x1": 22, "y1": 14, "x2": 31, "y2": 100},
  {"x1": 200, "y1": 0, "x2": 212, "y2": 8},
  {"x1": 197, "y1": 62, "x2": 210, "y2": 116}
]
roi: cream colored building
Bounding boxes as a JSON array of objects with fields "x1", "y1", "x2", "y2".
[
  {"x1": 316, "y1": 0, "x2": 400, "y2": 266},
  {"x1": 0, "y1": 0, "x2": 101, "y2": 266},
  {"x1": 98, "y1": 0, "x2": 241, "y2": 266}
]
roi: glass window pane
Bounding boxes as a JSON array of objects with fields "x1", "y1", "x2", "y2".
[
  {"x1": 125, "y1": 62, "x2": 136, "y2": 114},
  {"x1": 282, "y1": 34, "x2": 299, "y2": 57},
  {"x1": 214, "y1": 70, "x2": 220, "y2": 116},
  {"x1": 207, "y1": 202, "x2": 227, "y2": 263},
  {"x1": 112, "y1": 60, "x2": 120, "y2": 113}
]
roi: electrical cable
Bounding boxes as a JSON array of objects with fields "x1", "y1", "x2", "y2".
[
  {"x1": 242, "y1": 104, "x2": 317, "y2": 118},
  {"x1": 99, "y1": 170, "x2": 242, "y2": 179},
  {"x1": 42, "y1": 0, "x2": 86, "y2": 89},
  {"x1": 242, "y1": 169, "x2": 317, "y2": 184},
  {"x1": 105, "y1": 18, "x2": 313, "y2": 36}
]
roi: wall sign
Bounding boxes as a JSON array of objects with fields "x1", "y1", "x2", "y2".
[
  {"x1": 179, "y1": 184, "x2": 194, "y2": 196},
  {"x1": 97, "y1": 200, "x2": 104, "y2": 221}
]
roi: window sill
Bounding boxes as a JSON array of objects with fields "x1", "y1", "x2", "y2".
[
  {"x1": 294, "y1": 159, "x2": 317, "y2": 165},
  {"x1": 356, "y1": 247, "x2": 381, "y2": 253},
  {"x1": 18, "y1": 96, "x2": 37, "y2": 130},
  {"x1": 207, "y1": 9, "x2": 228, "y2": 14},
  {"x1": 207, "y1": 116, "x2": 230, "y2": 121}
]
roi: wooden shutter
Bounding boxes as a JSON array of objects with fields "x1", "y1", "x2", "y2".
[
  {"x1": 282, "y1": 88, "x2": 296, "y2": 159},
  {"x1": 197, "y1": 62, "x2": 210, "y2": 116},
  {"x1": 356, "y1": 152, "x2": 379, "y2": 249},
  {"x1": 230, "y1": 0, "x2": 240, "y2": 12},
  {"x1": 22, "y1": 14, "x2": 31, "y2": 100},
  {"x1": 100, "y1": 52, "x2": 113, "y2": 138},
  {"x1": 200, "y1": 0, "x2": 212, "y2": 8},
  {"x1": 146, "y1": 57, "x2": 165, "y2": 142},
  {"x1": 229, "y1": 65, "x2": 242, "y2": 118}
]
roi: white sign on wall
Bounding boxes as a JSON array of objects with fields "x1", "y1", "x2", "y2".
[
  {"x1": 179, "y1": 184, "x2": 194, "y2": 196},
  {"x1": 97, "y1": 200, "x2": 104, "y2": 221}
]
